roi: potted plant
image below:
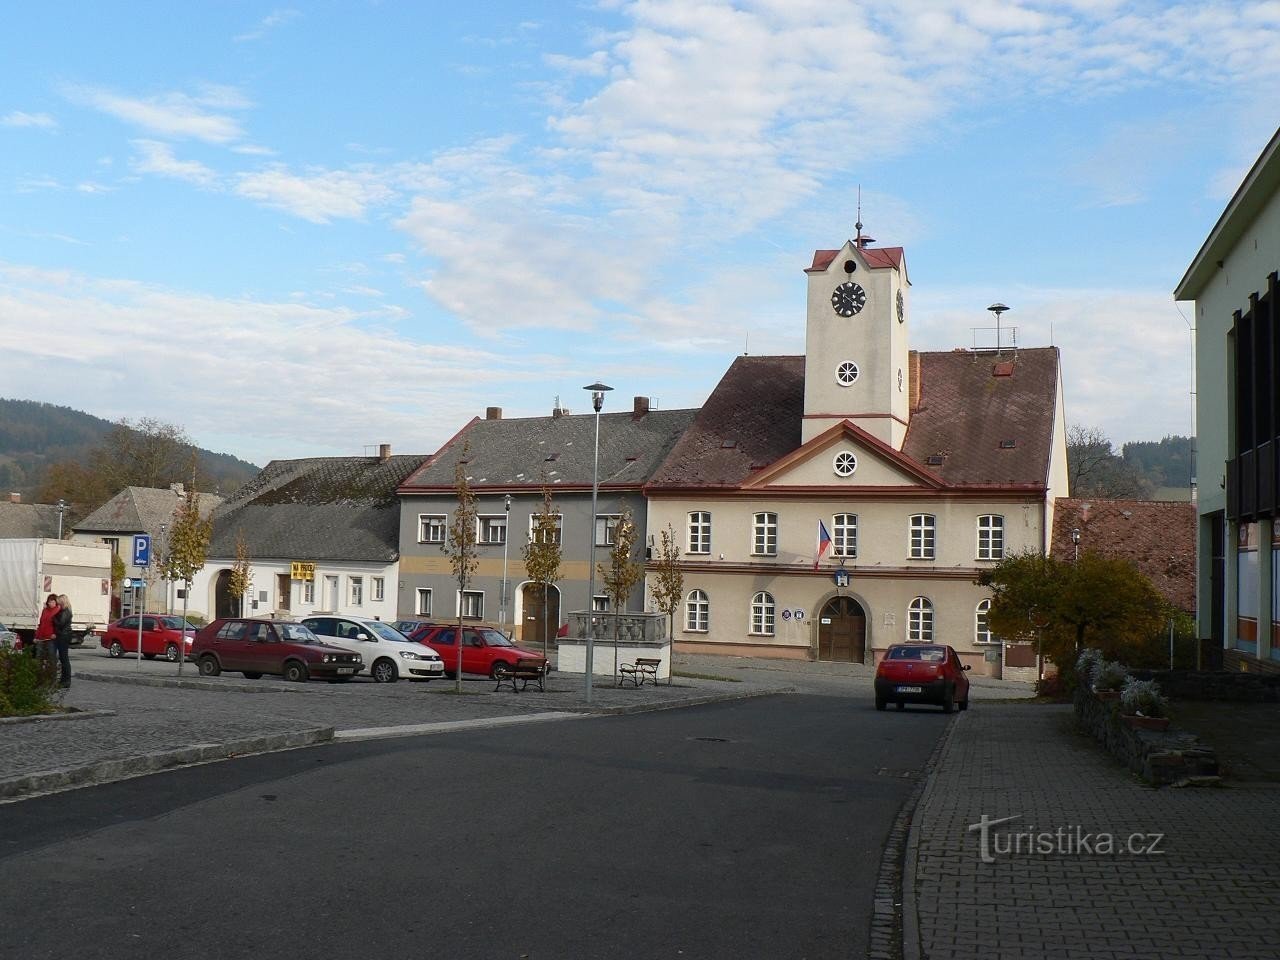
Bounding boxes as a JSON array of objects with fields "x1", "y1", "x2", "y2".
[
  {"x1": 1091, "y1": 660, "x2": 1127, "y2": 700},
  {"x1": 1120, "y1": 677, "x2": 1171, "y2": 731}
]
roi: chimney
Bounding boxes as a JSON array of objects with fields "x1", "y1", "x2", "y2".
[
  {"x1": 485, "y1": 407, "x2": 503, "y2": 421},
  {"x1": 378, "y1": 443, "x2": 392, "y2": 462},
  {"x1": 170, "y1": 482, "x2": 185, "y2": 497},
  {"x1": 8, "y1": 492, "x2": 19, "y2": 503},
  {"x1": 632, "y1": 396, "x2": 650, "y2": 418}
]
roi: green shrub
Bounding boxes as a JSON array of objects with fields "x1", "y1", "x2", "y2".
[
  {"x1": 1092, "y1": 659, "x2": 1129, "y2": 692},
  {"x1": 1121, "y1": 677, "x2": 1169, "y2": 718},
  {"x1": 0, "y1": 647, "x2": 60, "y2": 717}
]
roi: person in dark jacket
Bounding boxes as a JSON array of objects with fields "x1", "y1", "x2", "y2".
[
  {"x1": 34, "y1": 593, "x2": 58, "y2": 660},
  {"x1": 52, "y1": 594, "x2": 73, "y2": 688}
]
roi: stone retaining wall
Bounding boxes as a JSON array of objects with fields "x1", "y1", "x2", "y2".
[
  {"x1": 1127, "y1": 669, "x2": 1280, "y2": 702},
  {"x1": 1073, "y1": 687, "x2": 1219, "y2": 786}
]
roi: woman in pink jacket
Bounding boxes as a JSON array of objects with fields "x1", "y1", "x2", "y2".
[{"x1": 33, "y1": 593, "x2": 59, "y2": 659}]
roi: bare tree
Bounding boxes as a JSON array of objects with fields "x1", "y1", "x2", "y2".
[
  {"x1": 1067, "y1": 424, "x2": 1153, "y2": 499},
  {"x1": 227, "y1": 530, "x2": 253, "y2": 618},
  {"x1": 521, "y1": 487, "x2": 563, "y2": 660},
  {"x1": 161, "y1": 476, "x2": 213, "y2": 676},
  {"x1": 442, "y1": 447, "x2": 478, "y2": 693},
  {"x1": 648, "y1": 524, "x2": 684, "y2": 685},
  {"x1": 599, "y1": 511, "x2": 644, "y2": 680}
]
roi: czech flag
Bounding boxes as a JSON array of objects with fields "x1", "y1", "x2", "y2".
[{"x1": 814, "y1": 520, "x2": 832, "y2": 570}]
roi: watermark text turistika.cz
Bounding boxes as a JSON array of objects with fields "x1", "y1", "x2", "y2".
[{"x1": 967, "y1": 815, "x2": 1166, "y2": 864}]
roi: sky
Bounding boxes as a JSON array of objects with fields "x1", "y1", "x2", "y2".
[{"x1": 2, "y1": 1, "x2": 1278, "y2": 467}]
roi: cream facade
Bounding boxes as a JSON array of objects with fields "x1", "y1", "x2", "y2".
[{"x1": 188, "y1": 558, "x2": 399, "y2": 624}]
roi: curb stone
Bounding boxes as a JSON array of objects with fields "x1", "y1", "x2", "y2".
[
  {"x1": 76, "y1": 672, "x2": 297, "y2": 694},
  {"x1": 0, "y1": 709, "x2": 117, "y2": 726},
  {"x1": 868, "y1": 710, "x2": 963, "y2": 960},
  {"x1": 0, "y1": 727, "x2": 335, "y2": 801}
]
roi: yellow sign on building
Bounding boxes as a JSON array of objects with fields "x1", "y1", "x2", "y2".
[{"x1": 290, "y1": 561, "x2": 316, "y2": 581}]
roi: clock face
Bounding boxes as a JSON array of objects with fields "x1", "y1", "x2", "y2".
[
  {"x1": 831, "y1": 281, "x2": 866, "y2": 317},
  {"x1": 896, "y1": 290, "x2": 905, "y2": 323}
]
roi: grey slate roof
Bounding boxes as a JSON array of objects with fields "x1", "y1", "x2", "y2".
[
  {"x1": 74, "y1": 486, "x2": 223, "y2": 538},
  {"x1": 0, "y1": 502, "x2": 63, "y2": 539},
  {"x1": 649, "y1": 347, "x2": 1060, "y2": 489},
  {"x1": 399, "y1": 408, "x2": 699, "y2": 492},
  {"x1": 209, "y1": 455, "x2": 428, "y2": 562}
]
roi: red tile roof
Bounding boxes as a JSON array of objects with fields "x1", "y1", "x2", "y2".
[
  {"x1": 648, "y1": 347, "x2": 1061, "y2": 489},
  {"x1": 807, "y1": 246, "x2": 906, "y2": 273},
  {"x1": 1051, "y1": 498, "x2": 1196, "y2": 613}
]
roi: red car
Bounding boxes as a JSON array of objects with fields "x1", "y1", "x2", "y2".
[
  {"x1": 101, "y1": 615, "x2": 198, "y2": 662},
  {"x1": 190, "y1": 618, "x2": 363, "y2": 682},
  {"x1": 417, "y1": 625, "x2": 545, "y2": 680},
  {"x1": 874, "y1": 643, "x2": 971, "y2": 712}
]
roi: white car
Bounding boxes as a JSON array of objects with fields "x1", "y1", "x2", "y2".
[
  {"x1": 300, "y1": 616, "x2": 445, "y2": 683},
  {"x1": 0, "y1": 625, "x2": 16, "y2": 649}
]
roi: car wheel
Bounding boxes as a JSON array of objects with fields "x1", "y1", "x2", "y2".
[
  {"x1": 491, "y1": 660, "x2": 514, "y2": 681},
  {"x1": 108, "y1": 640, "x2": 124, "y2": 658},
  {"x1": 164, "y1": 643, "x2": 180, "y2": 663},
  {"x1": 875, "y1": 697, "x2": 886, "y2": 711},
  {"x1": 243, "y1": 672, "x2": 262, "y2": 679},
  {"x1": 283, "y1": 660, "x2": 309, "y2": 683},
  {"x1": 959, "y1": 697, "x2": 969, "y2": 711},
  {"x1": 198, "y1": 655, "x2": 221, "y2": 677},
  {"x1": 371, "y1": 658, "x2": 398, "y2": 683},
  {"x1": 942, "y1": 686, "x2": 955, "y2": 714}
]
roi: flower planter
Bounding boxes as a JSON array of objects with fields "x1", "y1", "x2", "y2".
[
  {"x1": 1093, "y1": 689, "x2": 1122, "y2": 701},
  {"x1": 1122, "y1": 714, "x2": 1170, "y2": 732}
]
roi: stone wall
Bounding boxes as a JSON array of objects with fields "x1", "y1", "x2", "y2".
[
  {"x1": 1128, "y1": 668, "x2": 1280, "y2": 702},
  {"x1": 1073, "y1": 687, "x2": 1219, "y2": 786}
]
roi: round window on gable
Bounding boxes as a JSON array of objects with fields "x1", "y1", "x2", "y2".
[
  {"x1": 836, "y1": 361, "x2": 860, "y2": 386},
  {"x1": 833, "y1": 451, "x2": 858, "y2": 477}
]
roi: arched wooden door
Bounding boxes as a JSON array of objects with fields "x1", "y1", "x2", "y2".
[
  {"x1": 818, "y1": 596, "x2": 866, "y2": 662},
  {"x1": 214, "y1": 570, "x2": 237, "y2": 619},
  {"x1": 521, "y1": 583, "x2": 561, "y2": 650}
]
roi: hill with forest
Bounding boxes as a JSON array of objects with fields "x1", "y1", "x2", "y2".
[{"x1": 0, "y1": 398, "x2": 261, "y2": 506}]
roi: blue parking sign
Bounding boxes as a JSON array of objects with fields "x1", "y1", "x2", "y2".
[{"x1": 132, "y1": 534, "x2": 151, "y2": 567}]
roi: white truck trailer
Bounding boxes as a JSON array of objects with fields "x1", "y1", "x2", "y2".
[{"x1": 0, "y1": 539, "x2": 112, "y2": 646}]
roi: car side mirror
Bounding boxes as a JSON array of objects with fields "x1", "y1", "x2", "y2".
[{"x1": 356, "y1": 633, "x2": 371, "y2": 641}]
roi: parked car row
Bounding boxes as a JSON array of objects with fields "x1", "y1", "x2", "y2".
[
  {"x1": 100, "y1": 615, "x2": 198, "y2": 662},
  {"x1": 174, "y1": 616, "x2": 546, "y2": 685}
]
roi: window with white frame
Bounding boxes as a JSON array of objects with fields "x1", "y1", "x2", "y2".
[
  {"x1": 477, "y1": 515, "x2": 507, "y2": 544},
  {"x1": 595, "y1": 514, "x2": 621, "y2": 547},
  {"x1": 685, "y1": 589, "x2": 709, "y2": 632},
  {"x1": 418, "y1": 514, "x2": 446, "y2": 544},
  {"x1": 592, "y1": 595, "x2": 610, "y2": 612},
  {"x1": 416, "y1": 588, "x2": 432, "y2": 616},
  {"x1": 975, "y1": 599, "x2": 993, "y2": 644},
  {"x1": 752, "y1": 512, "x2": 778, "y2": 556},
  {"x1": 909, "y1": 514, "x2": 936, "y2": 559},
  {"x1": 102, "y1": 537, "x2": 120, "y2": 556},
  {"x1": 908, "y1": 596, "x2": 934, "y2": 642},
  {"x1": 529, "y1": 513, "x2": 563, "y2": 545},
  {"x1": 833, "y1": 513, "x2": 858, "y2": 558},
  {"x1": 460, "y1": 590, "x2": 484, "y2": 619},
  {"x1": 750, "y1": 591, "x2": 776, "y2": 635},
  {"x1": 350, "y1": 576, "x2": 364, "y2": 606},
  {"x1": 372, "y1": 577, "x2": 385, "y2": 602},
  {"x1": 303, "y1": 579, "x2": 315, "y2": 604},
  {"x1": 977, "y1": 515, "x2": 1005, "y2": 560},
  {"x1": 687, "y1": 511, "x2": 711, "y2": 554},
  {"x1": 833, "y1": 451, "x2": 858, "y2": 477}
]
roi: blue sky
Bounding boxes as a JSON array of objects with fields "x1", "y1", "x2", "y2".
[{"x1": 2, "y1": 1, "x2": 1277, "y2": 466}]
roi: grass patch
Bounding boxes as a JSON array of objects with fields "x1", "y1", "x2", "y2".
[{"x1": 672, "y1": 670, "x2": 742, "y2": 683}]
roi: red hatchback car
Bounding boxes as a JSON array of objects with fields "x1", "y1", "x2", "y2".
[
  {"x1": 101, "y1": 615, "x2": 198, "y2": 662},
  {"x1": 191, "y1": 618, "x2": 363, "y2": 682},
  {"x1": 874, "y1": 643, "x2": 971, "y2": 713},
  {"x1": 417, "y1": 625, "x2": 545, "y2": 680}
]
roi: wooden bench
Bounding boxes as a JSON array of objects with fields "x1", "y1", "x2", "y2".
[
  {"x1": 618, "y1": 657, "x2": 661, "y2": 688},
  {"x1": 494, "y1": 657, "x2": 548, "y2": 693}
]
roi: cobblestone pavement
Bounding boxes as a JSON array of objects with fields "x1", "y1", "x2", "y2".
[{"x1": 908, "y1": 702, "x2": 1280, "y2": 960}]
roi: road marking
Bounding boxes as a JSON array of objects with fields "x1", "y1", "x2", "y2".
[{"x1": 334, "y1": 711, "x2": 584, "y2": 741}]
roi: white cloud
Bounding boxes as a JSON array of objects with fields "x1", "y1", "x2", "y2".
[
  {"x1": 234, "y1": 8, "x2": 301, "y2": 42},
  {"x1": 0, "y1": 263, "x2": 566, "y2": 462},
  {"x1": 131, "y1": 140, "x2": 220, "y2": 187},
  {"x1": 235, "y1": 166, "x2": 396, "y2": 222},
  {"x1": 2, "y1": 111, "x2": 56, "y2": 129},
  {"x1": 69, "y1": 84, "x2": 247, "y2": 144}
]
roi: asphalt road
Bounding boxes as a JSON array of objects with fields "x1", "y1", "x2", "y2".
[{"x1": 1, "y1": 692, "x2": 947, "y2": 960}]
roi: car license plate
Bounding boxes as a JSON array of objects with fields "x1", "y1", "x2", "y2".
[
  {"x1": 338, "y1": 667, "x2": 355, "y2": 675},
  {"x1": 896, "y1": 685, "x2": 923, "y2": 694}
]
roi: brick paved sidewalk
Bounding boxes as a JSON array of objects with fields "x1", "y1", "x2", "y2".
[{"x1": 908, "y1": 702, "x2": 1280, "y2": 960}]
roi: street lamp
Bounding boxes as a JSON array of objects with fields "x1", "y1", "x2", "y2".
[
  {"x1": 583, "y1": 380, "x2": 613, "y2": 703},
  {"x1": 501, "y1": 494, "x2": 512, "y2": 636},
  {"x1": 1071, "y1": 527, "x2": 1081, "y2": 563},
  {"x1": 56, "y1": 499, "x2": 66, "y2": 539},
  {"x1": 159, "y1": 522, "x2": 168, "y2": 615}
]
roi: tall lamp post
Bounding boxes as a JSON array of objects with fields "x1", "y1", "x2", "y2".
[
  {"x1": 501, "y1": 494, "x2": 512, "y2": 636},
  {"x1": 56, "y1": 499, "x2": 66, "y2": 539},
  {"x1": 158, "y1": 522, "x2": 168, "y2": 615},
  {"x1": 1071, "y1": 527, "x2": 1081, "y2": 563},
  {"x1": 583, "y1": 380, "x2": 613, "y2": 703}
]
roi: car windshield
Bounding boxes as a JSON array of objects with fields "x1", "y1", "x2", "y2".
[
  {"x1": 159, "y1": 616, "x2": 198, "y2": 630},
  {"x1": 888, "y1": 646, "x2": 946, "y2": 661},
  {"x1": 478, "y1": 629, "x2": 514, "y2": 646},
  {"x1": 277, "y1": 623, "x2": 320, "y2": 643},
  {"x1": 366, "y1": 621, "x2": 407, "y2": 642}
]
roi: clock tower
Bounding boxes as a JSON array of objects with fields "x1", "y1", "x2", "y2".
[{"x1": 801, "y1": 233, "x2": 911, "y2": 447}]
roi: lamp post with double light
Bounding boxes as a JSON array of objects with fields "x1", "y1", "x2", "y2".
[
  {"x1": 583, "y1": 381, "x2": 613, "y2": 703},
  {"x1": 501, "y1": 494, "x2": 512, "y2": 636}
]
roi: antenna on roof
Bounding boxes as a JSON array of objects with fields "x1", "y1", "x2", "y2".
[{"x1": 744, "y1": 332, "x2": 749, "y2": 356}]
